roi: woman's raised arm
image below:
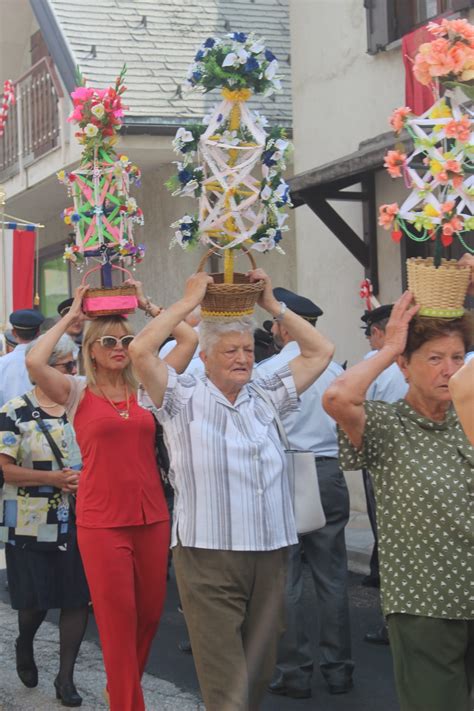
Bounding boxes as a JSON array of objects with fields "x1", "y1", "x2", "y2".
[
  {"x1": 129, "y1": 272, "x2": 212, "y2": 408},
  {"x1": 323, "y1": 291, "x2": 419, "y2": 449},
  {"x1": 26, "y1": 285, "x2": 89, "y2": 405}
]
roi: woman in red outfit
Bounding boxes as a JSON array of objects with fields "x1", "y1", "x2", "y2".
[{"x1": 26, "y1": 284, "x2": 198, "y2": 711}]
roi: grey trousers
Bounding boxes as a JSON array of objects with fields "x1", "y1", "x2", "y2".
[
  {"x1": 173, "y1": 544, "x2": 288, "y2": 711},
  {"x1": 273, "y1": 458, "x2": 354, "y2": 690}
]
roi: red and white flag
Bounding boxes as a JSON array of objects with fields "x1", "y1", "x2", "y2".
[{"x1": 2, "y1": 226, "x2": 37, "y2": 313}]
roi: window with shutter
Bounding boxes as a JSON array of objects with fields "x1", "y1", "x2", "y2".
[{"x1": 366, "y1": 0, "x2": 473, "y2": 53}]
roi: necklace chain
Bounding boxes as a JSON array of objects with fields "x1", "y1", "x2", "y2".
[
  {"x1": 97, "y1": 384, "x2": 130, "y2": 419},
  {"x1": 33, "y1": 389, "x2": 62, "y2": 410}
]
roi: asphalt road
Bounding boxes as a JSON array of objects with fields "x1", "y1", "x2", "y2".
[{"x1": 0, "y1": 561, "x2": 399, "y2": 711}]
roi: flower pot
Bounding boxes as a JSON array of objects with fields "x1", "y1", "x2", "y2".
[
  {"x1": 406, "y1": 257, "x2": 470, "y2": 318},
  {"x1": 197, "y1": 249, "x2": 264, "y2": 319}
]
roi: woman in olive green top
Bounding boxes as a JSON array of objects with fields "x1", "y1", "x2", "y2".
[{"x1": 323, "y1": 291, "x2": 474, "y2": 711}]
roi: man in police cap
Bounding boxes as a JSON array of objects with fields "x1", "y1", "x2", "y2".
[
  {"x1": 359, "y1": 304, "x2": 408, "y2": 643},
  {"x1": 258, "y1": 287, "x2": 354, "y2": 699},
  {"x1": 0, "y1": 309, "x2": 45, "y2": 407},
  {"x1": 57, "y1": 297, "x2": 84, "y2": 345}
]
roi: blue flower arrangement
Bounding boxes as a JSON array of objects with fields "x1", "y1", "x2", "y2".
[{"x1": 186, "y1": 32, "x2": 282, "y2": 95}]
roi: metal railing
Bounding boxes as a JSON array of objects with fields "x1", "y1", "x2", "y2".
[{"x1": 0, "y1": 58, "x2": 65, "y2": 179}]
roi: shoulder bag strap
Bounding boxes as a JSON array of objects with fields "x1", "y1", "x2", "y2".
[
  {"x1": 250, "y1": 383, "x2": 290, "y2": 449},
  {"x1": 22, "y1": 394, "x2": 65, "y2": 470}
]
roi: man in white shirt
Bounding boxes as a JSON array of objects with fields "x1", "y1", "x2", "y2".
[
  {"x1": 0, "y1": 309, "x2": 44, "y2": 407},
  {"x1": 258, "y1": 287, "x2": 354, "y2": 699}
]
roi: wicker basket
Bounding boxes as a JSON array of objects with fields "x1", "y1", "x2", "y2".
[
  {"x1": 81, "y1": 265, "x2": 138, "y2": 318},
  {"x1": 197, "y1": 249, "x2": 264, "y2": 319},
  {"x1": 406, "y1": 257, "x2": 471, "y2": 318}
]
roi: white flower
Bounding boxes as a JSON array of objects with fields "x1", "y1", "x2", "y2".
[
  {"x1": 126, "y1": 197, "x2": 137, "y2": 212},
  {"x1": 222, "y1": 52, "x2": 238, "y2": 68},
  {"x1": 272, "y1": 78, "x2": 282, "y2": 91},
  {"x1": 253, "y1": 111, "x2": 269, "y2": 128},
  {"x1": 175, "y1": 127, "x2": 194, "y2": 143},
  {"x1": 186, "y1": 63, "x2": 199, "y2": 80},
  {"x1": 91, "y1": 103, "x2": 105, "y2": 119},
  {"x1": 260, "y1": 185, "x2": 273, "y2": 201},
  {"x1": 181, "y1": 179, "x2": 199, "y2": 196},
  {"x1": 252, "y1": 236, "x2": 275, "y2": 252},
  {"x1": 236, "y1": 48, "x2": 249, "y2": 64},
  {"x1": 84, "y1": 123, "x2": 99, "y2": 137},
  {"x1": 275, "y1": 138, "x2": 289, "y2": 152},
  {"x1": 250, "y1": 41, "x2": 265, "y2": 54},
  {"x1": 221, "y1": 130, "x2": 240, "y2": 146},
  {"x1": 264, "y1": 60, "x2": 278, "y2": 80}
]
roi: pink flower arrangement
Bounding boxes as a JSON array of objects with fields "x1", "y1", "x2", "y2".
[
  {"x1": 389, "y1": 106, "x2": 412, "y2": 134},
  {"x1": 67, "y1": 67, "x2": 127, "y2": 146},
  {"x1": 378, "y1": 203, "x2": 399, "y2": 229},
  {"x1": 444, "y1": 115, "x2": 471, "y2": 142},
  {"x1": 413, "y1": 19, "x2": 474, "y2": 87},
  {"x1": 383, "y1": 149, "x2": 406, "y2": 178},
  {"x1": 437, "y1": 159, "x2": 463, "y2": 189}
]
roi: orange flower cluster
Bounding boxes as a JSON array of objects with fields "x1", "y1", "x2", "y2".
[
  {"x1": 413, "y1": 19, "x2": 474, "y2": 86},
  {"x1": 389, "y1": 106, "x2": 412, "y2": 134},
  {"x1": 384, "y1": 149, "x2": 407, "y2": 178}
]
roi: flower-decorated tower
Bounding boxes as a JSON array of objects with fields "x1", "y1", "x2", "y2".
[{"x1": 167, "y1": 33, "x2": 292, "y2": 315}]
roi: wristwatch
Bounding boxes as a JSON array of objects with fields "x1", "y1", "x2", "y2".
[{"x1": 274, "y1": 301, "x2": 287, "y2": 322}]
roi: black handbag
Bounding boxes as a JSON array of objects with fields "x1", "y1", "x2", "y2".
[{"x1": 154, "y1": 421, "x2": 174, "y2": 509}]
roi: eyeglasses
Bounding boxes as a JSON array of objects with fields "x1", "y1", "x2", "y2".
[
  {"x1": 53, "y1": 360, "x2": 77, "y2": 374},
  {"x1": 95, "y1": 335, "x2": 134, "y2": 350}
]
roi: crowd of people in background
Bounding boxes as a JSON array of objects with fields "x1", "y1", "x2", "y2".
[{"x1": 0, "y1": 255, "x2": 472, "y2": 711}]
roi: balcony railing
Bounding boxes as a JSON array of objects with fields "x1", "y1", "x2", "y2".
[{"x1": 0, "y1": 57, "x2": 66, "y2": 180}]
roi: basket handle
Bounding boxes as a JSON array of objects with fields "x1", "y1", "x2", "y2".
[
  {"x1": 81, "y1": 263, "x2": 134, "y2": 286},
  {"x1": 196, "y1": 248, "x2": 257, "y2": 273}
]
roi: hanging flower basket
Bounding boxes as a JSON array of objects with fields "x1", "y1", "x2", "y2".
[
  {"x1": 406, "y1": 257, "x2": 471, "y2": 317},
  {"x1": 197, "y1": 249, "x2": 264, "y2": 318},
  {"x1": 81, "y1": 265, "x2": 138, "y2": 318}
]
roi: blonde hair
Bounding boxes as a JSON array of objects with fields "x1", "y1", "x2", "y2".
[{"x1": 82, "y1": 316, "x2": 138, "y2": 390}]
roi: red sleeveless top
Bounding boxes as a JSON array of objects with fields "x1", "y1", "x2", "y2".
[{"x1": 73, "y1": 388, "x2": 169, "y2": 528}]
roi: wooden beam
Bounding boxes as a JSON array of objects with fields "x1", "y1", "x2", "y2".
[
  {"x1": 303, "y1": 194, "x2": 370, "y2": 267},
  {"x1": 321, "y1": 190, "x2": 367, "y2": 202}
]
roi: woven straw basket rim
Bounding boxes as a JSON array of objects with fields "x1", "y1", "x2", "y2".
[
  {"x1": 406, "y1": 257, "x2": 470, "y2": 318},
  {"x1": 197, "y1": 249, "x2": 264, "y2": 319}
]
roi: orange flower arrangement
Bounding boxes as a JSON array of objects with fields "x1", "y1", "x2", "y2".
[
  {"x1": 383, "y1": 149, "x2": 407, "y2": 178},
  {"x1": 413, "y1": 19, "x2": 474, "y2": 88}
]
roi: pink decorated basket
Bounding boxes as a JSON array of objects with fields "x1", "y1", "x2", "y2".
[{"x1": 81, "y1": 265, "x2": 138, "y2": 318}]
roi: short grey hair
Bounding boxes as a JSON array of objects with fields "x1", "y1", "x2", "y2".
[
  {"x1": 26, "y1": 333, "x2": 77, "y2": 367},
  {"x1": 199, "y1": 317, "x2": 256, "y2": 354}
]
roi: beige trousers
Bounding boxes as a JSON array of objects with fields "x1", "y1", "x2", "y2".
[{"x1": 173, "y1": 545, "x2": 288, "y2": 711}]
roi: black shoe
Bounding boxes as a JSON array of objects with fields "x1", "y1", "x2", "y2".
[
  {"x1": 267, "y1": 680, "x2": 312, "y2": 699},
  {"x1": 328, "y1": 679, "x2": 354, "y2": 695},
  {"x1": 364, "y1": 626, "x2": 389, "y2": 645},
  {"x1": 54, "y1": 677, "x2": 83, "y2": 707},
  {"x1": 178, "y1": 639, "x2": 192, "y2": 654},
  {"x1": 361, "y1": 574, "x2": 380, "y2": 588},
  {"x1": 15, "y1": 637, "x2": 38, "y2": 688}
]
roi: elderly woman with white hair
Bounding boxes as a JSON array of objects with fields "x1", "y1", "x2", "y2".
[
  {"x1": 0, "y1": 334, "x2": 88, "y2": 707},
  {"x1": 129, "y1": 269, "x2": 335, "y2": 711}
]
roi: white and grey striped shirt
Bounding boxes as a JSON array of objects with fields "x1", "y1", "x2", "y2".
[{"x1": 139, "y1": 364, "x2": 299, "y2": 551}]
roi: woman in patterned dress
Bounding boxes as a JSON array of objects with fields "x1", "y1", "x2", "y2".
[
  {"x1": 0, "y1": 334, "x2": 89, "y2": 707},
  {"x1": 323, "y1": 291, "x2": 474, "y2": 711}
]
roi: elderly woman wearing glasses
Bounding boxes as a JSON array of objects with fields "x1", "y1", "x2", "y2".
[
  {"x1": 0, "y1": 334, "x2": 88, "y2": 707},
  {"x1": 26, "y1": 284, "x2": 198, "y2": 711},
  {"x1": 129, "y1": 269, "x2": 335, "y2": 711}
]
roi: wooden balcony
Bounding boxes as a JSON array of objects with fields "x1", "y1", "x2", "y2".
[{"x1": 0, "y1": 58, "x2": 66, "y2": 181}]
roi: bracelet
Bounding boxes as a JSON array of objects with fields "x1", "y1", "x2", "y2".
[
  {"x1": 273, "y1": 301, "x2": 287, "y2": 322},
  {"x1": 144, "y1": 298, "x2": 154, "y2": 318}
]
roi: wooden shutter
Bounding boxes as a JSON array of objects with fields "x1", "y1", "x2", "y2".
[{"x1": 365, "y1": 0, "x2": 395, "y2": 55}]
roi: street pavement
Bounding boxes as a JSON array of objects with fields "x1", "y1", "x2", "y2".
[{"x1": 0, "y1": 514, "x2": 401, "y2": 711}]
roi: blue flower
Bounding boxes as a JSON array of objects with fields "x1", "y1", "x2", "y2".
[
  {"x1": 178, "y1": 169, "x2": 193, "y2": 184},
  {"x1": 195, "y1": 49, "x2": 205, "y2": 61},
  {"x1": 265, "y1": 49, "x2": 276, "y2": 62},
  {"x1": 204, "y1": 37, "x2": 216, "y2": 49},
  {"x1": 217, "y1": 113, "x2": 223, "y2": 123},
  {"x1": 71, "y1": 212, "x2": 81, "y2": 223},
  {"x1": 2, "y1": 433, "x2": 16, "y2": 446},
  {"x1": 244, "y1": 56, "x2": 259, "y2": 72},
  {"x1": 262, "y1": 150, "x2": 277, "y2": 167},
  {"x1": 192, "y1": 70, "x2": 202, "y2": 82},
  {"x1": 232, "y1": 32, "x2": 247, "y2": 43},
  {"x1": 274, "y1": 230, "x2": 282, "y2": 243}
]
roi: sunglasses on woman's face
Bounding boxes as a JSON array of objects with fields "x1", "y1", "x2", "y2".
[
  {"x1": 95, "y1": 335, "x2": 134, "y2": 350},
  {"x1": 53, "y1": 360, "x2": 77, "y2": 374}
]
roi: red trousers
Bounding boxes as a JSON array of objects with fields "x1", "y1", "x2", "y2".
[{"x1": 77, "y1": 521, "x2": 170, "y2": 711}]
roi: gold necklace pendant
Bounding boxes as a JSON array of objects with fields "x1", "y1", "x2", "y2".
[{"x1": 119, "y1": 411, "x2": 129, "y2": 419}]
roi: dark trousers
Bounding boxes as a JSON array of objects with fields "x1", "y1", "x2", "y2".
[
  {"x1": 388, "y1": 614, "x2": 474, "y2": 711},
  {"x1": 273, "y1": 459, "x2": 354, "y2": 690},
  {"x1": 173, "y1": 544, "x2": 288, "y2": 711},
  {"x1": 362, "y1": 468, "x2": 379, "y2": 580}
]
